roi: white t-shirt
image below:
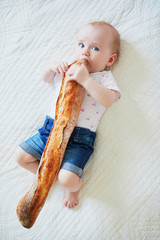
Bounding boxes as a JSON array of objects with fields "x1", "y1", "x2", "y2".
[{"x1": 48, "y1": 71, "x2": 121, "y2": 132}]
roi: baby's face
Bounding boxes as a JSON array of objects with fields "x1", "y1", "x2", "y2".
[{"x1": 74, "y1": 24, "x2": 115, "y2": 73}]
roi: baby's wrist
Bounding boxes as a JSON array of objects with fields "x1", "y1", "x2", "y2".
[{"x1": 82, "y1": 76, "x2": 93, "y2": 89}]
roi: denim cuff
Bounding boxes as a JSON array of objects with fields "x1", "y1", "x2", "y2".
[
  {"x1": 61, "y1": 162, "x2": 83, "y2": 178},
  {"x1": 19, "y1": 142, "x2": 42, "y2": 161}
]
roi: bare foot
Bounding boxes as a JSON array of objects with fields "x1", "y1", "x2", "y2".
[{"x1": 64, "y1": 190, "x2": 79, "y2": 208}]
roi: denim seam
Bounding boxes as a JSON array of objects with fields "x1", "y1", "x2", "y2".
[
  {"x1": 73, "y1": 127, "x2": 80, "y2": 142},
  {"x1": 81, "y1": 147, "x2": 93, "y2": 168}
]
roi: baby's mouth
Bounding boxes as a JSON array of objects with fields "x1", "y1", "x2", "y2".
[
  {"x1": 79, "y1": 59, "x2": 90, "y2": 71},
  {"x1": 81, "y1": 57, "x2": 90, "y2": 67},
  {"x1": 74, "y1": 58, "x2": 91, "y2": 72},
  {"x1": 81, "y1": 56, "x2": 89, "y2": 62}
]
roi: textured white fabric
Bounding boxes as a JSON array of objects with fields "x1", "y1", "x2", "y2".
[
  {"x1": 0, "y1": 1, "x2": 160, "y2": 240},
  {"x1": 48, "y1": 71, "x2": 121, "y2": 131}
]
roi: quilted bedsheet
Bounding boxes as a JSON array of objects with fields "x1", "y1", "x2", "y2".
[{"x1": 0, "y1": 0, "x2": 160, "y2": 239}]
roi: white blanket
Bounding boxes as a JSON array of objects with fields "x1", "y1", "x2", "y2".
[{"x1": 0, "y1": 0, "x2": 160, "y2": 239}]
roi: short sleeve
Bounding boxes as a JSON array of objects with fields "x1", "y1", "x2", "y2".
[{"x1": 101, "y1": 71, "x2": 121, "y2": 102}]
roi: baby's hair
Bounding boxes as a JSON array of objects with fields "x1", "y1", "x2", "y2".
[{"x1": 86, "y1": 21, "x2": 120, "y2": 60}]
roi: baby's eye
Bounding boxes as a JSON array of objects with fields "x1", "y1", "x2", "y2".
[
  {"x1": 92, "y1": 46, "x2": 99, "y2": 51},
  {"x1": 79, "y1": 43, "x2": 85, "y2": 48}
]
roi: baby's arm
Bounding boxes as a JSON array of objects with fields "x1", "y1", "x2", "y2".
[
  {"x1": 83, "y1": 76, "x2": 116, "y2": 107},
  {"x1": 66, "y1": 64, "x2": 116, "y2": 108},
  {"x1": 41, "y1": 62, "x2": 69, "y2": 83}
]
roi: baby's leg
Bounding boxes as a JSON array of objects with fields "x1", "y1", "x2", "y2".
[
  {"x1": 15, "y1": 147, "x2": 39, "y2": 174},
  {"x1": 58, "y1": 169, "x2": 82, "y2": 208}
]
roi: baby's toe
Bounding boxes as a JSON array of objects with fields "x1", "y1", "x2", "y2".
[
  {"x1": 64, "y1": 201, "x2": 68, "y2": 207},
  {"x1": 68, "y1": 203, "x2": 73, "y2": 208}
]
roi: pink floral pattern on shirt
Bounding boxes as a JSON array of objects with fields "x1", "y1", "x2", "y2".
[{"x1": 76, "y1": 71, "x2": 121, "y2": 131}]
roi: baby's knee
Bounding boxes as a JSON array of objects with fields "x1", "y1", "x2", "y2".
[
  {"x1": 58, "y1": 169, "x2": 81, "y2": 189},
  {"x1": 15, "y1": 147, "x2": 28, "y2": 166}
]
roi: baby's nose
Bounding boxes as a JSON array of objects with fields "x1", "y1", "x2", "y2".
[{"x1": 82, "y1": 51, "x2": 90, "y2": 56}]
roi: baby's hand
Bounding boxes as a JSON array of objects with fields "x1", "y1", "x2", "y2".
[
  {"x1": 41, "y1": 61, "x2": 69, "y2": 82},
  {"x1": 55, "y1": 62, "x2": 69, "y2": 77},
  {"x1": 66, "y1": 64, "x2": 90, "y2": 86}
]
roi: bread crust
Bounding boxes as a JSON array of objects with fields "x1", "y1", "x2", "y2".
[{"x1": 16, "y1": 60, "x2": 88, "y2": 228}]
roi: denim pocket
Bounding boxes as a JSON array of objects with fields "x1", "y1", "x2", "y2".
[
  {"x1": 78, "y1": 134, "x2": 95, "y2": 147},
  {"x1": 43, "y1": 119, "x2": 49, "y2": 129},
  {"x1": 43, "y1": 116, "x2": 54, "y2": 130},
  {"x1": 38, "y1": 116, "x2": 54, "y2": 143},
  {"x1": 70, "y1": 132, "x2": 96, "y2": 147}
]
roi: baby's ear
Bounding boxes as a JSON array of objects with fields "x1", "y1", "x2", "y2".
[{"x1": 106, "y1": 53, "x2": 117, "y2": 66}]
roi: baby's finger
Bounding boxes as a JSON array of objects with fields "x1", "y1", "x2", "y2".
[
  {"x1": 66, "y1": 73, "x2": 76, "y2": 82},
  {"x1": 61, "y1": 62, "x2": 69, "y2": 72},
  {"x1": 63, "y1": 62, "x2": 69, "y2": 71},
  {"x1": 58, "y1": 66, "x2": 65, "y2": 76}
]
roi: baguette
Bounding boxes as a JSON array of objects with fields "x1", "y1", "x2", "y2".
[{"x1": 16, "y1": 60, "x2": 88, "y2": 228}]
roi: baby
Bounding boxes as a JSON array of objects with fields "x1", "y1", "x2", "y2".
[{"x1": 15, "y1": 21, "x2": 121, "y2": 209}]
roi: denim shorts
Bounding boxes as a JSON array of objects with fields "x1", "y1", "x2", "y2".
[{"x1": 19, "y1": 116, "x2": 96, "y2": 178}]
